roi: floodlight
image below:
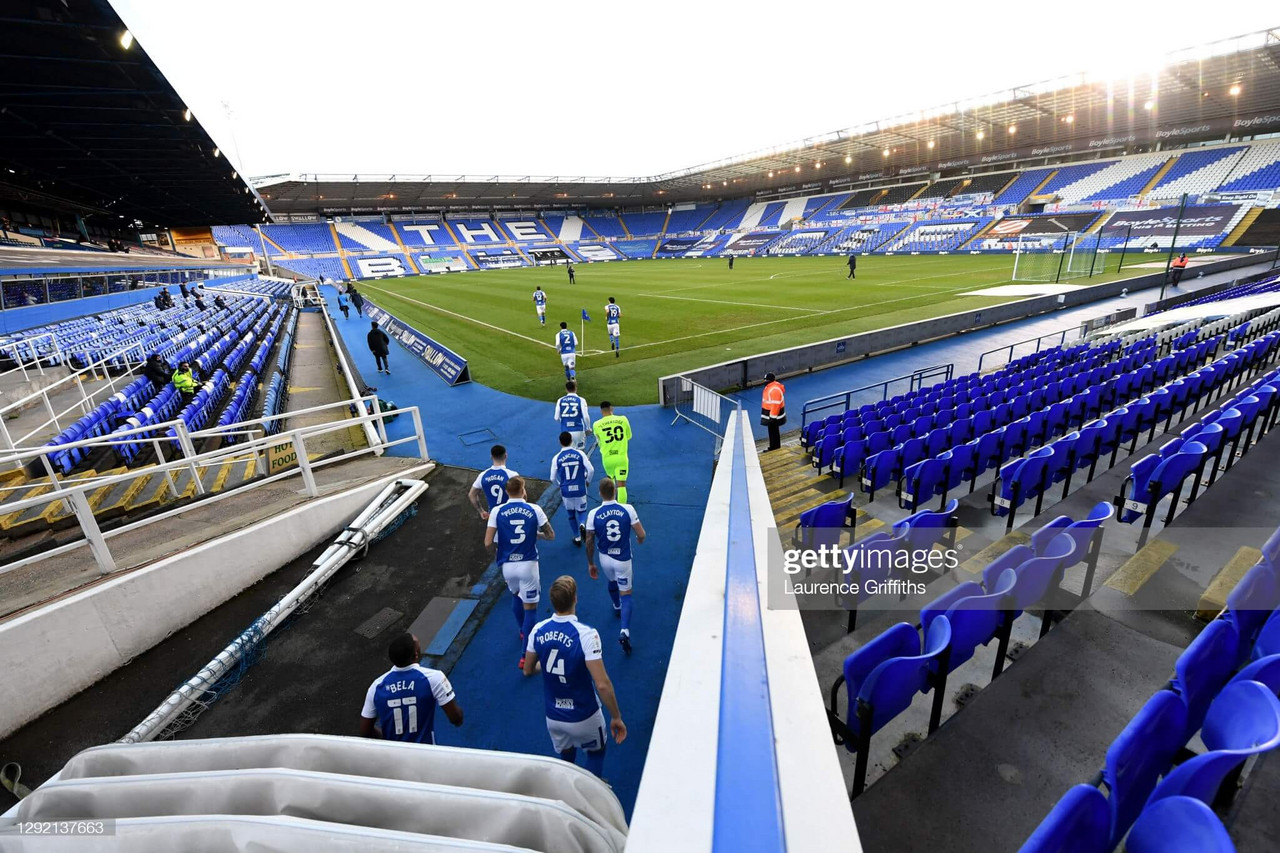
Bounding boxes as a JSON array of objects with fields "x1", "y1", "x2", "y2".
[
  {"x1": 120, "y1": 30, "x2": 133, "y2": 49},
  {"x1": 1229, "y1": 84, "x2": 1241, "y2": 96}
]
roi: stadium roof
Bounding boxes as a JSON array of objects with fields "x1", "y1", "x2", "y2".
[
  {"x1": 0, "y1": 0, "x2": 268, "y2": 228},
  {"x1": 257, "y1": 27, "x2": 1280, "y2": 217}
]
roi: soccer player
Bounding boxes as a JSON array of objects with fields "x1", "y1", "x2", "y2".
[
  {"x1": 585, "y1": 478, "x2": 646, "y2": 653},
  {"x1": 523, "y1": 576, "x2": 627, "y2": 778},
  {"x1": 533, "y1": 286, "x2": 548, "y2": 326},
  {"x1": 556, "y1": 321, "x2": 578, "y2": 381},
  {"x1": 555, "y1": 380, "x2": 591, "y2": 450},
  {"x1": 551, "y1": 431, "x2": 594, "y2": 545},
  {"x1": 605, "y1": 297, "x2": 622, "y2": 358},
  {"x1": 469, "y1": 444, "x2": 517, "y2": 520},
  {"x1": 359, "y1": 632, "x2": 463, "y2": 743},
  {"x1": 592, "y1": 401, "x2": 632, "y2": 503},
  {"x1": 486, "y1": 477, "x2": 555, "y2": 667}
]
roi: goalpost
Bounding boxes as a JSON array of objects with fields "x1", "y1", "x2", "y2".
[{"x1": 1011, "y1": 231, "x2": 1101, "y2": 283}]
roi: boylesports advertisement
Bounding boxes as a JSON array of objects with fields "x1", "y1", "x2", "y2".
[{"x1": 1100, "y1": 204, "x2": 1242, "y2": 238}]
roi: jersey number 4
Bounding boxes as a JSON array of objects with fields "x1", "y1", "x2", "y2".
[
  {"x1": 544, "y1": 648, "x2": 569, "y2": 684},
  {"x1": 387, "y1": 696, "x2": 418, "y2": 735}
]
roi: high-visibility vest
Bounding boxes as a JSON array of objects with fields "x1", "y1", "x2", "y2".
[
  {"x1": 1172, "y1": 256, "x2": 1188, "y2": 269},
  {"x1": 172, "y1": 370, "x2": 196, "y2": 393},
  {"x1": 761, "y1": 380, "x2": 786, "y2": 424}
]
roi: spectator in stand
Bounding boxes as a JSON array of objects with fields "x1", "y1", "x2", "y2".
[
  {"x1": 349, "y1": 286, "x2": 365, "y2": 318},
  {"x1": 143, "y1": 354, "x2": 171, "y2": 389},
  {"x1": 194, "y1": 293, "x2": 207, "y2": 311},
  {"x1": 179, "y1": 281, "x2": 190, "y2": 300},
  {"x1": 172, "y1": 362, "x2": 197, "y2": 405},
  {"x1": 153, "y1": 292, "x2": 165, "y2": 311},
  {"x1": 368, "y1": 320, "x2": 391, "y2": 375},
  {"x1": 213, "y1": 294, "x2": 227, "y2": 310}
]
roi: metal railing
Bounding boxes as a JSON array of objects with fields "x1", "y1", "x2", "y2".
[
  {"x1": 669, "y1": 375, "x2": 743, "y2": 458},
  {"x1": 0, "y1": 340, "x2": 148, "y2": 458},
  {"x1": 799, "y1": 364, "x2": 954, "y2": 431},
  {"x1": 0, "y1": 396, "x2": 427, "y2": 579},
  {"x1": 0, "y1": 332, "x2": 64, "y2": 383},
  {"x1": 975, "y1": 326, "x2": 1085, "y2": 374}
]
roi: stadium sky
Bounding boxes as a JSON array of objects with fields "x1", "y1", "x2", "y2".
[{"x1": 110, "y1": 1, "x2": 1276, "y2": 180}]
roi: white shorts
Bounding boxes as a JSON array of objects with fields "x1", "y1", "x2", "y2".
[
  {"x1": 537, "y1": 305, "x2": 545, "y2": 316},
  {"x1": 547, "y1": 709, "x2": 606, "y2": 753},
  {"x1": 567, "y1": 430, "x2": 586, "y2": 451},
  {"x1": 607, "y1": 322, "x2": 620, "y2": 338},
  {"x1": 598, "y1": 554, "x2": 633, "y2": 591},
  {"x1": 560, "y1": 353, "x2": 576, "y2": 369},
  {"x1": 562, "y1": 495, "x2": 587, "y2": 513},
  {"x1": 502, "y1": 560, "x2": 540, "y2": 603}
]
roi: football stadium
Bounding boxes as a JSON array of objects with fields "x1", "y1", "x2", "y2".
[{"x1": 4, "y1": 2, "x2": 1280, "y2": 850}]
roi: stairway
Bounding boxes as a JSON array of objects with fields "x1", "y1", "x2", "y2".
[
  {"x1": 1222, "y1": 206, "x2": 1264, "y2": 247},
  {"x1": 1136, "y1": 156, "x2": 1179, "y2": 200},
  {"x1": 334, "y1": 221, "x2": 400, "y2": 253},
  {"x1": 757, "y1": 445, "x2": 864, "y2": 532}
]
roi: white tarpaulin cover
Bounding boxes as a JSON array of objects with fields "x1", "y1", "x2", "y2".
[
  {"x1": 0, "y1": 814, "x2": 532, "y2": 852},
  {"x1": 1, "y1": 737, "x2": 626, "y2": 853},
  {"x1": 51, "y1": 735, "x2": 625, "y2": 834},
  {"x1": 9, "y1": 769, "x2": 622, "y2": 853}
]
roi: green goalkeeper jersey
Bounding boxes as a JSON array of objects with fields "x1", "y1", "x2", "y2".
[{"x1": 592, "y1": 414, "x2": 632, "y2": 460}]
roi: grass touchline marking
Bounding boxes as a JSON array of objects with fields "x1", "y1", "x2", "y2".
[
  {"x1": 362, "y1": 284, "x2": 557, "y2": 349},
  {"x1": 635, "y1": 292, "x2": 822, "y2": 312}
]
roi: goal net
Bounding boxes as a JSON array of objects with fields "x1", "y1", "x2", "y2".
[{"x1": 1011, "y1": 232, "x2": 1101, "y2": 282}]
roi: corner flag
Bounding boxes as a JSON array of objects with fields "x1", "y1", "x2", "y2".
[{"x1": 581, "y1": 308, "x2": 592, "y2": 322}]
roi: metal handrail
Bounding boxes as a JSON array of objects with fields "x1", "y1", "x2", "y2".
[
  {"x1": 0, "y1": 332, "x2": 63, "y2": 382},
  {"x1": 0, "y1": 340, "x2": 148, "y2": 457},
  {"x1": 0, "y1": 394, "x2": 394, "y2": 473},
  {"x1": 975, "y1": 326, "x2": 1084, "y2": 374},
  {"x1": 800, "y1": 364, "x2": 954, "y2": 430},
  {"x1": 0, "y1": 403, "x2": 428, "y2": 579}
]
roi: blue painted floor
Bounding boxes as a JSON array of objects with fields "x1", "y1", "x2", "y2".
[
  {"x1": 729, "y1": 268, "x2": 1263, "y2": 441},
  {"x1": 325, "y1": 286, "x2": 715, "y2": 815}
]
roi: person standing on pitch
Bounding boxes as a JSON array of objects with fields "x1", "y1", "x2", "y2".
[
  {"x1": 567, "y1": 264, "x2": 576, "y2": 285},
  {"x1": 523, "y1": 576, "x2": 627, "y2": 778},
  {"x1": 592, "y1": 401, "x2": 632, "y2": 503},
  {"x1": 847, "y1": 253, "x2": 857, "y2": 279},
  {"x1": 533, "y1": 286, "x2": 548, "y2": 326},
  {"x1": 605, "y1": 297, "x2": 622, "y2": 358},
  {"x1": 469, "y1": 444, "x2": 518, "y2": 520},
  {"x1": 555, "y1": 380, "x2": 591, "y2": 451},
  {"x1": 585, "y1": 478, "x2": 646, "y2": 653},
  {"x1": 727, "y1": 255, "x2": 734, "y2": 270},
  {"x1": 556, "y1": 321, "x2": 578, "y2": 381},
  {"x1": 359, "y1": 632, "x2": 463, "y2": 742},
  {"x1": 761, "y1": 372, "x2": 786, "y2": 451},
  {"x1": 486, "y1": 477, "x2": 555, "y2": 668},
  {"x1": 551, "y1": 431, "x2": 594, "y2": 545}
]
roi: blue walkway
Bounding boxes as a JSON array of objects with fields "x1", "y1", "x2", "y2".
[
  {"x1": 324, "y1": 286, "x2": 715, "y2": 815},
  {"x1": 730, "y1": 269, "x2": 1264, "y2": 441}
]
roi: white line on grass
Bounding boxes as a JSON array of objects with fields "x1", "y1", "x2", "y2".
[
  {"x1": 362, "y1": 283, "x2": 556, "y2": 349},
  {"x1": 635, "y1": 292, "x2": 821, "y2": 312}
]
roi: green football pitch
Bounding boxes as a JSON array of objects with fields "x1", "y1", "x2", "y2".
[{"x1": 357, "y1": 253, "x2": 1142, "y2": 405}]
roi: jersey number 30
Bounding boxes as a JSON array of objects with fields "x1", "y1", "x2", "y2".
[{"x1": 602, "y1": 425, "x2": 625, "y2": 443}]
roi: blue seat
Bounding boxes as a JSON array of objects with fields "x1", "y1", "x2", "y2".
[
  {"x1": 862, "y1": 446, "x2": 901, "y2": 496},
  {"x1": 814, "y1": 433, "x2": 842, "y2": 470},
  {"x1": 1018, "y1": 785, "x2": 1109, "y2": 853},
  {"x1": 1221, "y1": 562, "x2": 1279, "y2": 661},
  {"x1": 932, "y1": 570, "x2": 1016, "y2": 673},
  {"x1": 894, "y1": 499, "x2": 958, "y2": 554},
  {"x1": 794, "y1": 494, "x2": 856, "y2": 551},
  {"x1": 1102, "y1": 690, "x2": 1189, "y2": 845},
  {"x1": 839, "y1": 528, "x2": 908, "y2": 630},
  {"x1": 1118, "y1": 441, "x2": 1209, "y2": 525},
  {"x1": 938, "y1": 443, "x2": 977, "y2": 493},
  {"x1": 832, "y1": 617, "x2": 952, "y2": 795},
  {"x1": 1148, "y1": 679, "x2": 1280, "y2": 807},
  {"x1": 994, "y1": 446, "x2": 1053, "y2": 517},
  {"x1": 1253, "y1": 609, "x2": 1280, "y2": 660},
  {"x1": 899, "y1": 458, "x2": 944, "y2": 511},
  {"x1": 1127, "y1": 796, "x2": 1236, "y2": 853},
  {"x1": 981, "y1": 543, "x2": 1034, "y2": 593},
  {"x1": 1173, "y1": 619, "x2": 1241, "y2": 739}
]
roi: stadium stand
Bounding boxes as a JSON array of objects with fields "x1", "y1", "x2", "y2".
[
  {"x1": 994, "y1": 168, "x2": 1055, "y2": 206},
  {"x1": 333, "y1": 221, "x2": 401, "y2": 252},
  {"x1": 581, "y1": 213, "x2": 627, "y2": 239},
  {"x1": 619, "y1": 212, "x2": 667, "y2": 237},
  {"x1": 1053, "y1": 154, "x2": 1170, "y2": 204},
  {"x1": 1035, "y1": 162, "x2": 1111, "y2": 197},
  {"x1": 1147, "y1": 146, "x2": 1249, "y2": 200},
  {"x1": 882, "y1": 218, "x2": 991, "y2": 253},
  {"x1": 664, "y1": 205, "x2": 717, "y2": 234},
  {"x1": 261, "y1": 224, "x2": 338, "y2": 254},
  {"x1": 699, "y1": 200, "x2": 751, "y2": 231},
  {"x1": 1218, "y1": 139, "x2": 1280, "y2": 193},
  {"x1": 875, "y1": 183, "x2": 927, "y2": 205}
]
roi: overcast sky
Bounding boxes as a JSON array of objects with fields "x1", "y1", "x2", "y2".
[{"x1": 110, "y1": 0, "x2": 1276, "y2": 179}]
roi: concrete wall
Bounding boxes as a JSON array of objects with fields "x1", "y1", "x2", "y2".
[
  {"x1": 658, "y1": 254, "x2": 1267, "y2": 404},
  {"x1": 0, "y1": 466, "x2": 428, "y2": 738}
]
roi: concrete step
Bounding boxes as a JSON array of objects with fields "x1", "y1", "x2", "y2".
[{"x1": 1196, "y1": 546, "x2": 1264, "y2": 620}]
